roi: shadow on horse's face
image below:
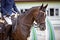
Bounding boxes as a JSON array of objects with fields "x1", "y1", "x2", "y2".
[{"x1": 34, "y1": 4, "x2": 48, "y2": 31}]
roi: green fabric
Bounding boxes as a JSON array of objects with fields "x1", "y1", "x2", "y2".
[
  {"x1": 47, "y1": 18, "x2": 55, "y2": 40},
  {"x1": 32, "y1": 27, "x2": 37, "y2": 40}
]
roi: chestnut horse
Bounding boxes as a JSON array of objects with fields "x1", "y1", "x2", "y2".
[
  {"x1": 11, "y1": 4, "x2": 48, "y2": 40},
  {"x1": 0, "y1": 4, "x2": 48, "y2": 40}
]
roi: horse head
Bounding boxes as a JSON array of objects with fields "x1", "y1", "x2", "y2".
[{"x1": 33, "y1": 4, "x2": 48, "y2": 31}]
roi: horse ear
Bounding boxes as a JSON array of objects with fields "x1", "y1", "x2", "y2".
[
  {"x1": 40, "y1": 4, "x2": 43, "y2": 10},
  {"x1": 44, "y1": 4, "x2": 48, "y2": 8}
]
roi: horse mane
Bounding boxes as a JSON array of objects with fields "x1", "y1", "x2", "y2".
[{"x1": 20, "y1": 6, "x2": 40, "y2": 19}]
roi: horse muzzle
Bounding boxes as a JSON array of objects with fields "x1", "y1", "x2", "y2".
[{"x1": 39, "y1": 24, "x2": 46, "y2": 31}]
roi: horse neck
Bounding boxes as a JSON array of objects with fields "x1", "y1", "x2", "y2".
[
  {"x1": 12, "y1": 8, "x2": 37, "y2": 40},
  {"x1": 20, "y1": 12, "x2": 34, "y2": 29},
  {"x1": 19, "y1": 8, "x2": 38, "y2": 31},
  {"x1": 18, "y1": 11, "x2": 34, "y2": 37}
]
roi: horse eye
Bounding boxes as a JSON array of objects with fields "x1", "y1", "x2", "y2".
[
  {"x1": 43, "y1": 10, "x2": 45, "y2": 12},
  {"x1": 42, "y1": 9, "x2": 46, "y2": 12}
]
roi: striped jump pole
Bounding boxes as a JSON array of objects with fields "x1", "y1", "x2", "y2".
[
  {"x1": 46, "y1": 17, "x2": 55, "y2": 40},
  {"x1": 32, "y1": 27, "x2": 37, "y2": 40}
]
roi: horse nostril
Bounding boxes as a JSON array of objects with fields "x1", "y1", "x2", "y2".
[{"x1": 42, "y1": 28, "x2": 44, "y2": 30}]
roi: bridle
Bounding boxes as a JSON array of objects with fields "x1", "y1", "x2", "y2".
[{"x1": 35, "y1": 10, "x2": 46, "y2": 25}]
